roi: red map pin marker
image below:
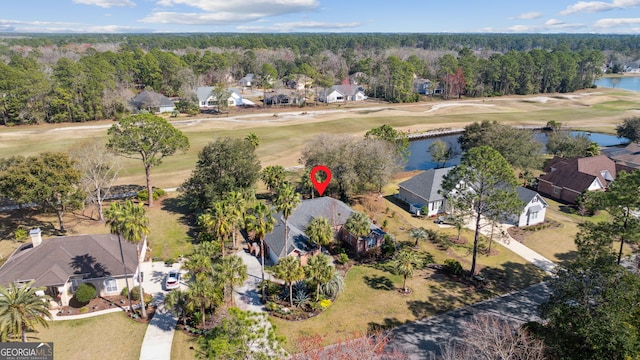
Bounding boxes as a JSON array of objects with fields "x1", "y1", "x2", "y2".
[{"x1": 310, "y1": 165, "x2": 332, "y2": 197}]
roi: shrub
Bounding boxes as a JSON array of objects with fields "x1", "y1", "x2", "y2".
[
  {"x1": 319, "y1": 299, "x2": 332, "y2": 309},
  {"x1": 382, "y1": 219, "x2": 388, "y2": 229},
  {"x1": 293, "y1": 290, "x2": 310, "y2": 308},
  {"x1": 381, "y1": 235, "x2": 396, "y2": 256},
  {"x1": 14, "y1": 228, "x2": 28, "y2": 242},
  {"x1": 443, "y1": 259, "x2": 463, "y2": 276},
  {"x1": 75, "y1": 283, "x2": 97, "y2": 303},
  {"x1": 79, "y1": 307, "x2": 88, "y2": 314},
  {"x1": 336, "y1": 253, "x2": 349, "y2": 265},
  {"x1": 136, "y1": 188, "x2": 166, "y2": 202},
  {"x1": 265, "y1": 302, "x2": 278, "y2": 312},
  {"x1": 130, "y1": 286, "x2": 143, "y2": 301}
]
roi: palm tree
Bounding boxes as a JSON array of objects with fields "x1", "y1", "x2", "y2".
[
  {"x1": 344, "y1": 212, "x2": 371, "y2": 247},
  {"x1": 273, "y1": 256, "x2": 305, "y2": 307},
  {"x1": 104, "y1": 201, "x2": 134, "y2": 314},
  {"x1": 305, "y1": 254, "x2": 334, "y2": 301},
  {"x1": 224, "y1": 191, "x2": 245, "y2": 250},
  {"x1": 197, "y1": 201, "x2": 232, "y2": 257},
  {"x1": 409, "y1": 227, "x2": 428, "y2": 247},
  {"x1": 393, "y1": 248, "x2": 422, "y2": 293},
  {"x1": 261, "y1": 165, "x2": 286, "y2": 195},
  {"x1": 248, "y1": 201, "x2": 276, "y2": 300},
  {"x1": 305, "y1": 217, "x2": 333, "y2": 248},
  {"x1": 274, "y1": 183, "x2": 301, "y2": 257},
  {"x1": 0, "y1": 282, "x2": 52, "y2": 342},
  {"x1": 164, "y1": 289, "x2": 189, "y2": 326},
  {"x1": 245, "y1": 132, "x2": 260, "y2": 149},
  {"x1": 186, "y1": 278, "x2": 221, "y2": 328},
  {"x1": 300, "y1": 168, "x2": 315, "y2": 199},
  {"x1": 213, "y1": 255, "x2": 247, "y2": 306},
  {"x1": 116, "y1": 200, "x2": 151, "y2": 319}
]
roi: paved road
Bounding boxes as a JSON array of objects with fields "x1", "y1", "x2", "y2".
[{"x1": 387, "y1": 282, "x2": 551, "y2": 359}]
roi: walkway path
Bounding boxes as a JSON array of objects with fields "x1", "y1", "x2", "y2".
[
  {"x1": 387, "y1": 282, "x2": 551, "y2": 359},
  {"x1": 138, "y1": 261, "x2": 184, "y2": 360},
  {"x1": 233, "y1": 246, "x2": 281, "y2": 312},
  {"x1": 442, "y1": 217, "x2": 558, "y2": 275}
]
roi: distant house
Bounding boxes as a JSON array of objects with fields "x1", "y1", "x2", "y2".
[
  {"x1": 260, "y1": 197, "x2": 385, "y2": 264},
  {"x1": 318, "y1": 85, "x2": 367, "y2": 103},
  {"x1": 512, "y1": 187, "x2": 548, "y2": 227},
  {"x1": 284, "y1": 75, "x2": 313, "y2": 91},
  {"x1": 196, "y1": 87, "x2": 255, "y2": 110},
  {"x1": 132, "y1": 90, "x2": 175, "y2": 113},
  {"x1": 602, "y1": 142, "x2": 640, "y2": 169},
  {"x1": 238, "y1": 74, "x2": 255, "y2": 88},
  {"x1": 0, "y1": 229, "x2": 142, "y2": 307},
  {"x1": 264, "y1": 90, "x2": 304, "y2": 106},
  {"x1": 537, "y1": 155, "x2": 618, "y2": 204},
  {"x1": 413, "y1": 78, "x2": 432, "y2": 95},
  {"x1": 397, "y1": 167, "x2": 453, "y2": 216}
]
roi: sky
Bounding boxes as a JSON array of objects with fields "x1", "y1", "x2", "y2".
[{"x1": 2, "y1": 0, "x2": 640, "y2": 34}]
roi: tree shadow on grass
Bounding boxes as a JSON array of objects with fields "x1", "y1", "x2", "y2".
[
  {"x1": 367, "y1": 317, "x2": 405, "y2": 333},
  {"x1": 363, "y1": 274, "x2": 394, "y2": 291},
  {"x1": 554, "y1": 250, "x2": 578, "y2": 267},
  {"x1": 160, "y1": 196, "x2": 197, "y2": 239},
  {"x1": 0, "y1": 208, "x2": 57, "y2": 240},
  {"x1": 481, "y1": 261, "x2": 549, "y2": 293}
]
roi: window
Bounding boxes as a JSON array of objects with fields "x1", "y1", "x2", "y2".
[
  {"x1": 530, "y1": 211, "x2": 539, "y2": 220},
  {"x1": 553, "y1": 186, "x2": 561, "y2": 195},
  {"x1": 104, "y1": 278, "x2": 118, "y2": 293},
  {"x1": 367, "y1": 237, "x2": 376, "y2": 249}
]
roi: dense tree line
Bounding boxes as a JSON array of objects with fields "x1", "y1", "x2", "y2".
[
  {"x1": 0, "y1": 35, "x2": 605, "y2": 124},
  {"x1": 3, "y1": 33, "x2": 640, "y2": 54}
]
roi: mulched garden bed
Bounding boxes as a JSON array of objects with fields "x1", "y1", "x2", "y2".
[
  {"x1": 507, "y1": 220, "x2": 562, "y2": 242},
  {"x1": 56, "y1": 294, "x2": 155, "y2": 322}
]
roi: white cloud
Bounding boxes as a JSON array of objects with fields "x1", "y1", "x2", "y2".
[
  {"x1": 140, "y1": 11, "x2": 263, "y2": 24},
  {"x1": 593, "y1": 17, "x2": 640, "y2": 27},
  {"x1": 0, "y1": 19, "x2": 150, "y2": 33},
  {"x1": 237, "y1": 21, "x2": 360, "y2": 32},
  {"x1": 560, "y1": 0, "x2": 640, "y2": 15},
  {"x1": 72, "y1": 0, "x2": 136, "y2": 8},
  {"x1": 517, "y1": 11, "x2": 543, "y2": 19},
  {"x1": 508, "y1": 19, "x2": 584, "y2": 32},
  {"x1": 142, "y1": 0, "x2": 320, "y2": 25},
  {"x1": 155, "y1": 0, "x2": 318, "y2": 16}
]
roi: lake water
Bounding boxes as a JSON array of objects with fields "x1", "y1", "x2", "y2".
[
  {"x1": 405, "y1": 131, "x2": 628, "y2": 171},
  {"x1": 594, "y1": 76, "x2": 640, "y2": 92}
]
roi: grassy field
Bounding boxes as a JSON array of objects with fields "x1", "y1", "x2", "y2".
[
  {"x1": 1, "y1": 88, "x2": 638, "y2": 189},
  {"x1": 31, "y1": 312, "x2": 147, "y2": 360}
]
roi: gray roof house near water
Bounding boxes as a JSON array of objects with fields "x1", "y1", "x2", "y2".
[
  {"x1": 397, "y1": 167, "x2": 453, "y2": 217},
  {"x1": 261, "y1": 197, "x2": 385, "y2": 264}
]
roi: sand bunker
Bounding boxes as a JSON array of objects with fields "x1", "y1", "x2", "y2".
[{"x1": 425, "y1": 102, "x2": 496, "y2": 113}]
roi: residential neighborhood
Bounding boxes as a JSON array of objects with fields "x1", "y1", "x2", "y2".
[{"x1": 2, "y1": 29, "x2": 640, "y2": 360}]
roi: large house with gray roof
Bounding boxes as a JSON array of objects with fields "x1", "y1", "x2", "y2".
[
  {"x1": 260, "y1": 197, "x2": 385, "y2": 264},
  {"x1": 397, "y1": 167, "x2": 453, "y2": 217},
  {"x1": 0, "y1": 229, "x2": 142, "y2": 307},
  {"x1": 132, "y1": 90, "x2": 175, "y2": 113},
  {"x1": 318, "y1": 85, "x2": 367, "y2": 103}
]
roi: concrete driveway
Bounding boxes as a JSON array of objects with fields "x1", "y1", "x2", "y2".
[{"x1": 138, "y1": 261, "x2": 184, "y2": 360}]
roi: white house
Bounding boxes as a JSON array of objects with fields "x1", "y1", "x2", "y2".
[
  {"x1": 319, "y1": 85, "x2": 367, "y2": 103},
  {"x1": 238, "y1": 74, "x2": 255, "y2": 88},
  {"x1": 397, "y1": 167, "x2": 453, "y2": 217},
  {"x1": 196, "y1": 87, "x2": 254, "y2": 110},
  {"x1": 513, "y1": 187, "x2": 548, "y2": 227}
]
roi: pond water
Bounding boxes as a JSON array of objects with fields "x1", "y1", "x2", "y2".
[
  {"x1": 594, "y1": 76, "x2": 640, "y2": 92},
  {"x1": 405, "y1": 131, "x2": 629, "y2": 171}
]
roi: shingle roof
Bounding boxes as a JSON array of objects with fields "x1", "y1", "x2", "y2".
[
  {"x1": 132, "y1": 90, "x2": 174, "y2": 108},
  {"x1": 398, "y1": 167, "x2": 453, "y2": 203},
  {"x1": 516, "y1": 186, "x2": 548, "y2": 209},
  {"x1": 0, "y1": 234, "x2": 139, "y2": 288},
  {"x1": 264, "y1": 197, "x2": 382, "y2": 259},
  {"x1": 540, "y1": 155, "x2": 616, "y2": 192}
]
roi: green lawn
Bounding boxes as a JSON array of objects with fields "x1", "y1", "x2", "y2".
[
  {"x1": 147, "y1": 192, "x2": 193, "y2": 261},
  {"x1": 31, "y1": 312, "x2": 147, "y2": 360},
  {"x1": 171, "y1": 329, "x2": 199, "y2": 360}
]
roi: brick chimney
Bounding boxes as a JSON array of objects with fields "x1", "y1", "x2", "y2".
[{"x1": 29, "y1": 228, "x2": 42, "y2": 248}]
